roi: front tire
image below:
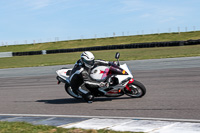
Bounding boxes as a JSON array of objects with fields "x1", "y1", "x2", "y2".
[
  {"x1": 125, "y1": 80, "x2": 146, "y2": 98},
  {"x1": 65, "y1": 84, "x2": 82, "y2": 99}
]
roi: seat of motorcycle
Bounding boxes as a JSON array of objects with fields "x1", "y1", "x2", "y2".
[{"x1": 66, "y1": 70, "x2": 72, "y2": 76}]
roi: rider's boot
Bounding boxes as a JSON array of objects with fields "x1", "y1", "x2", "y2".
[
  {"x1": 82, "y1": 92, "x2": 94, "y2": 103},
  {"x1": 77, "y1": 87, "x2": 94, "y2": 103}
]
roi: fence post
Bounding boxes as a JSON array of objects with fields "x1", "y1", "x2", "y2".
[
  {"x1": 95, "y1": 34, "x2": 97, "y2": 40},
  {"x1": 193, "y1": 26, "x2": 196, "y2": 32},
  {"x1": 113, "y1": 32, "x2": 115, "y2": 37},
  {"x1": 178, "y1": 27, "x2": 180, "y2": 34},
  {"x1": 168, "y1": 28, "x2": 171, "y2": 33},
  {"x1": 157, "y1": 29, "x2": 160, "y2": 35}
]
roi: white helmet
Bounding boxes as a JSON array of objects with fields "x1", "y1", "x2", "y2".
[{"x1": 81, "y1": 51, "x2": 95, "y2": 68}]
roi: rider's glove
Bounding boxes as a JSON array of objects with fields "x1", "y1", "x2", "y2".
[
  {"x1": 99, "y1": 82, "x2": 109, "y2": 88},
  {"x1": 108, "y1": 61, "x2": 113, "y2": 66}
]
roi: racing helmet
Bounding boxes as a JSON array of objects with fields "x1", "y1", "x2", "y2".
[{"x1": 81, "y1": 51, "x2": 95, "y2": 68}]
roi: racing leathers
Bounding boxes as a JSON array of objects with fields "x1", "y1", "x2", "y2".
[{"x1": 69, "y1": 59, "x2": 111, "y2": 102}]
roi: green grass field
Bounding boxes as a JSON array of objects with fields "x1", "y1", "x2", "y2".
[
  {"x1": 0, "y1": 45, "x2": 200, "y2": 69},
  {"x1": 0, "y1": 121, "x2": 137, "y2": 133},
  {"x1": 1, "y1": 31, "x2": 200, "y2": 52},
  {"x1": 0, "y1": 31, "x2": 200, "y2": 69}
]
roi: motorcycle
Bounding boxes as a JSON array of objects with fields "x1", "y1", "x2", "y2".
[{"x1": 56, "y1": 52, "x2": 146, "y2": 100}]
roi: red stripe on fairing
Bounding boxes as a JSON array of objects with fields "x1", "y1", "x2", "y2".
[
  {"x1": 101, "y1": 68, "x2": 109, "y2": 79},
  {"x1": 100, "y1": 70, "x2": 104, "y2": 74}
]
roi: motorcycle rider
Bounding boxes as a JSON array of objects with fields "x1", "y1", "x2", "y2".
[{"x1": 70, "y1": 51, "x2": 111, "y2": 103}]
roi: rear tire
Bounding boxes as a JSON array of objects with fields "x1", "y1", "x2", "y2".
[
  {"x1": 65, "y1": 83, "x2": 82, "y2": 99},
  {"x1": 125, "y1": 80, "x2": 146, "y2": 98}
]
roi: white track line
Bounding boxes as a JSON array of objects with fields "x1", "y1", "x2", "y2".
[{"x1": 1, "y1": 114, "x2": 200, "y2": 123}]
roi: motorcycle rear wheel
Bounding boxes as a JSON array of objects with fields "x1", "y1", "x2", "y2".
[
  {"x1": 125, "y1": 80, "x2": 146, "y2": 98},
  {"x1": 65, "y1": 84, "x2": 82, "y2": 99}
]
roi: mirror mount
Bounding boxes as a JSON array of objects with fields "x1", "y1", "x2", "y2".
[{"x1": 115, "y1": 52, "x2": 120, "y2": 66}]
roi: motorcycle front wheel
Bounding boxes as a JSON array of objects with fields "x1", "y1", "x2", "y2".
[
  {"x1": 125, "y1": 80, "x2": 146, "y2": 98},
  {"x1": 65, "y1": 84, "x2": 82, "y2": 99}
]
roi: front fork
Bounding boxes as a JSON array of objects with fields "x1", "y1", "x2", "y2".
[{"x1": 125, "y1": 78, "x2": 134, "y2": 91}]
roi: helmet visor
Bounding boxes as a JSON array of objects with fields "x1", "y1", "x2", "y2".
[{"x1": 83, "y1": 59, "x2": 94, "y2": 67}]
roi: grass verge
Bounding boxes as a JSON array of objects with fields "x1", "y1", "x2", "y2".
[
  {"x1": 0, "y1": 31, "x2": 200, "y2": 52},
  {"x1": 0, "y1": 45, "x2": 200, "y2": 69},
  {"x1": 0, "y1": 121, "x2": 140, "y2": 133}
]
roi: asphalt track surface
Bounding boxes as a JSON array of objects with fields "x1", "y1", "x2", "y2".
[{"x1": 0, "y1": 57, "x2": 200, "y2": 120}]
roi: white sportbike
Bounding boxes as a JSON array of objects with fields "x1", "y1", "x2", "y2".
[{"x1": 56, "y1": 52, "x2": 146, "y2": 100}]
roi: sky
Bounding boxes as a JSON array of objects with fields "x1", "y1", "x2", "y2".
[{"x1": 0, "y1": 0, "x2": 200, "y2": 45}]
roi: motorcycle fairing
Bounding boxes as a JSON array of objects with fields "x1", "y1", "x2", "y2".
[
  {"x1": 109, "y1": 64, "x2": 128, "y2": 76},
  {"x1": 56, "y1": 69, "x2": 71, "y2": 83},
  {"x1": 90, "y1": 66, "x2": 109, "y2": 81},
  {"x1": 115, "y1": 64, "x2": 133, "y2": 84}
]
